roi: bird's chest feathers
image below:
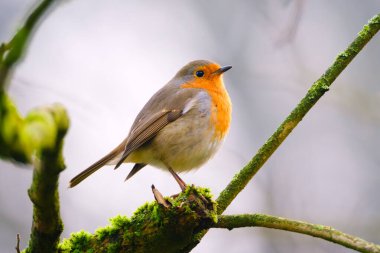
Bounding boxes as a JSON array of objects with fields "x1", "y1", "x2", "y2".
[
  {"x1": 207, "y1": 87, "x2": 231, "y2": 139},
  {"x1": 182, "y1": 80, "x2": 231, "y2": 140}
]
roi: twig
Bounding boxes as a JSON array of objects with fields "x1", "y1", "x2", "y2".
[
  {"x1": 214, "y1": 214, "x2": 380, "y2": 253},
  {"x1": 15, "y1": 234, "x2": 20, "y2": 253}
]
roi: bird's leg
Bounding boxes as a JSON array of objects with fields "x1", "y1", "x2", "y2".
[{"x1": 168, "y1": 167, "x2": 187, "y2": 191}]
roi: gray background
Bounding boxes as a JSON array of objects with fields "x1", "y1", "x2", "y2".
[{"x1": 1, "y1": 0, "x2": 380, "y2": 252}]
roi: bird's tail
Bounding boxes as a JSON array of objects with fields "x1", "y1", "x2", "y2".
[{"x1": 69, "y1": 147, "x2": 123, "y2": 188}]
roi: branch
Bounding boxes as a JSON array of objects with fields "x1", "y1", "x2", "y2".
[
  {"x1": 216, "y1": 13, "x2": 380, "y2": 215},
  {"x1": 58, "y1": 186, "x2": 217, "y2": 253},
  {"x1": 0, "y1": 92, "x2": 69, "y2": 253},
  {"x1": 214, "y1": 214, "x2": 380, "y2": 253},
  {"x1": 0, "y1": 0, "x2": 63, "y2": 163},
  {"x1": 24, "y1": 104, "x2": 68, "y2": 252},
  {"x1": 0, "y1": 0, "x2": 56, "y2": 88},
  {"x1": 0, "y1": 93, "x2": 69, "y2": 163},
  {"x1": 182, "y1": 13, "x2": 380, "y2": 252},
  {"x1": 15, "y1": 234, "x2": 20, "y2": 253},
  {"x1": 0, "y1": 1, "x2": 68, "y2": 252}
]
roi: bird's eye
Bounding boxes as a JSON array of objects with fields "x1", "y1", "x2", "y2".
[{"x1": 195, "y1": 70, "x2": 204, "y2": 78}]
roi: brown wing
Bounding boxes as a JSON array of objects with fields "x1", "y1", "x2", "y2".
[
  {"x1": 69, "y1": 84, "x2": 199, "y2": 187},
  {"x1": 114, "y1": 109, "x2": 183, "y2": 169}
]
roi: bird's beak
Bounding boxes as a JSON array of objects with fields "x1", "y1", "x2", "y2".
[{"x1": 213, "y1": 65, "x2": 232, "y2": 75}]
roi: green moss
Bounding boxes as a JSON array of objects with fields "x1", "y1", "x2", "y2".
[
  {"x1": 58, "y1": 185, "x2": 217, "y2": 253},
  {"x1": 106, "y1": 242, "x2": 121, "y2": 253},
  {"x1": 59, "y1": 230, "x2": 93, "y2": 252},
  {"x1": 109, "y1": 215, "x2": 130, "y2": 229}
]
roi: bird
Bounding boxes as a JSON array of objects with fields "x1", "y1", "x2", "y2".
[{"x1": 69, "y1": 60, "x2": 232, "y2": 190}]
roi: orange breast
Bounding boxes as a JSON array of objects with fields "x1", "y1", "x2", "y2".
[{"x1": 182, "y1": 78, "x2": 231, "y2": 140}]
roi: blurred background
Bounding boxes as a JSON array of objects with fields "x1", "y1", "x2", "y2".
[{"x1": 1, "y1": 0, "x2": 380, "y2": 252}]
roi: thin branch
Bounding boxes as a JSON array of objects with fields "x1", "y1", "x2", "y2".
[
  {"x1": 15, "y1": 234, "x2": 20, "y2": 253},
  {"x1": 216, "y1": 13, "x2": 380, "y2": 215},
  {"x1": 0, "y1": 0, "x2": 56, "y2": 88},
  {"x1": 214, "y1": 214, "x2": 380, "y2": 253},
  {"x1": 182, "y1": 12, "x2": 380, "y2": 253}
]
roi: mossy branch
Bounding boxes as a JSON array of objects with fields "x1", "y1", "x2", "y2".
[
  {"x1": 214, "y1": 214, "x2": 380, "y2": 253},
  {"x1": 58, "y1": 187, "x2": 217, "y2": 253},
  {"x1": 25, "y1": 108, "x2": 68, "y2": 252},
  {"x1": 0, "y1": 81, "x2": 69, "y2": 252},
  {"x1": 216, "y1": 12, "x2": 380, "y2": 215},
  {"x1": 181, "y1": 13, "x2": 380, "y2": 253}
]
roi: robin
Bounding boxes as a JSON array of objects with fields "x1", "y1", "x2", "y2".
[{"x1": 69, "y1": 60, "x2": 232, "y2": 190}]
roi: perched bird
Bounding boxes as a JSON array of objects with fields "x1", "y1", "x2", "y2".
[{"x1": 69, "y1": 60, "x2": 232, "y2": 190}]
